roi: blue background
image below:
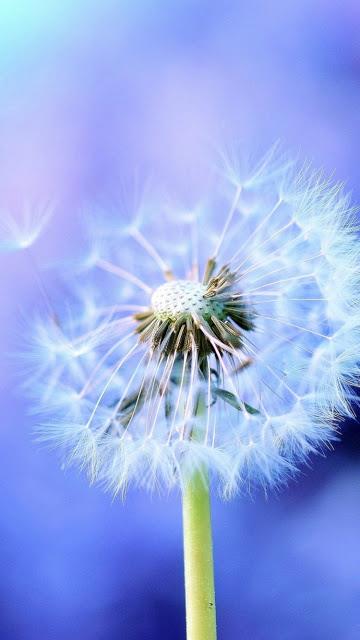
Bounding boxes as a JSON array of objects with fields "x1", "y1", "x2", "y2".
[{"x1": 1, "y1": 2, "x2": 360, "y2": 638}]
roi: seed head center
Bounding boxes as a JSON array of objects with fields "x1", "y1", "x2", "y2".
[{"x1": 151, "y1": 280, "x2": 223, "y2": 321}]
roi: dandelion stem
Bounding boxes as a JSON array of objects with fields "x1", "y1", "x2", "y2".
[{"x1": 182, "y1": 468, "x2": 217, "y2": 640}]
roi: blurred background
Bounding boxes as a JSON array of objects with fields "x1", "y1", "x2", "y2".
[{"x1": 1, "y1": 1, "x2": 360, "y2": 638}]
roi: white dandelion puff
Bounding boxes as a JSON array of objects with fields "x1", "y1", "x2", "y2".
[{"x1": 25, "y1": 151, "x2": 360, "y2": 496}]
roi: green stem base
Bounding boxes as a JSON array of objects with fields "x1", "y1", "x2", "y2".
[{"x1": 182, "y1": 469, "x2": 217, "y2": 640}]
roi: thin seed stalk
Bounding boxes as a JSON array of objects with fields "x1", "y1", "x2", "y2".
[{"x1": 182, "y1": 467, "x2": 217, "y2": 640}]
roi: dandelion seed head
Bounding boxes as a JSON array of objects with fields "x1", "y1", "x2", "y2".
[{"x1": 25, "y1": 149, "x2": 360, "y2": 496}]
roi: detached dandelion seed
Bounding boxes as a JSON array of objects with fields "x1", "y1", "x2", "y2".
[
  {"x1": 0, "y1": 202, "x2": 53, "y2": 252},
  {"x1": 25, "y1": 151, "x2": 360, "y2": 639}
]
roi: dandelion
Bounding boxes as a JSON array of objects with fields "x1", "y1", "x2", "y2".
[{"x1": 26, "y1": 150, "x2": 360, "y2": 639}]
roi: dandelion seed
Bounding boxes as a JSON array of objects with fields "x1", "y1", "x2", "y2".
[{"x1": 0, "y1": 202, "x2": 53, "y2": 252}]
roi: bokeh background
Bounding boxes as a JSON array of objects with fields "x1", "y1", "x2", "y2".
[{"x1": 1, "y1": 2, "x2": 360, "y2": 638}]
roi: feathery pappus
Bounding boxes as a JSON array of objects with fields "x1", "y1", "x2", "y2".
[{"x1": 23, "y1": 149, "x2": 360, "y2": 495}]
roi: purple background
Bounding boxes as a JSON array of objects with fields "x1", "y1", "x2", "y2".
[{"x1": 1, "y1": 2, "x2": 360, "y2": 638}]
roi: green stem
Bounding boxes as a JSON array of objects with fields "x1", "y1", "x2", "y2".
[{"x1": 182, "y1": 468, "x2": 217, "y2": 640}]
